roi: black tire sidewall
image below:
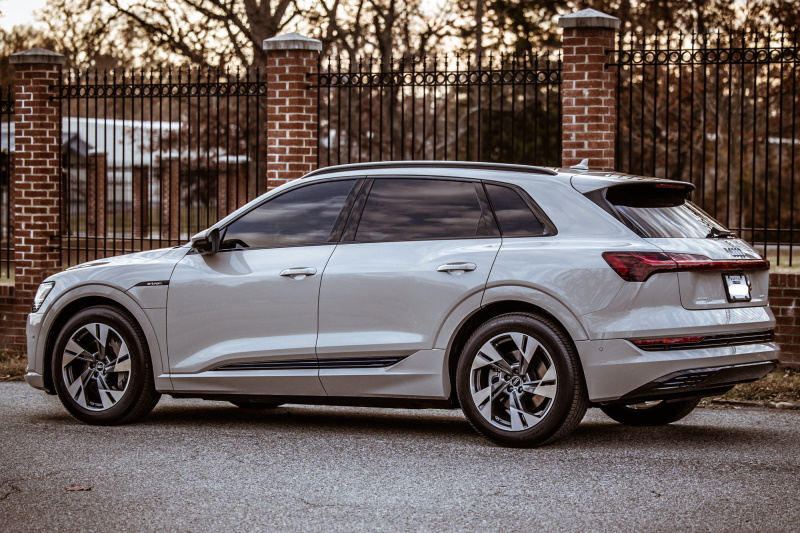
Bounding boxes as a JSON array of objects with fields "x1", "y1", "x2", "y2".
[
  {"x1": 52, "y1": 306, "x2": 152, "y2": 425},
  {"x1": 600, "y1": 398, "x2": 701, "y2": 426},
  {"x1": 456, "y1": 313, "x2": 582, "y2": 447}
]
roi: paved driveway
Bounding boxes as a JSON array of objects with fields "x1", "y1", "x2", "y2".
[{"x1": 0, "y1": 382, "x2": 797, "y2": 532}]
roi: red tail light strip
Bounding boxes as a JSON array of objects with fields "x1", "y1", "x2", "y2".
[
  {"x1": 602, "y1": 251, "x2": 769, "y2": 282},
  {"x1": 631, "y1": 330, "x2": 775, "y2": 351}
]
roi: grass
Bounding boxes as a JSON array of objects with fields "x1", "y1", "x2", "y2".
[
  {"x1": 0, "y1": 350, "x2": 27, "y2": 381},
  {"x1": 713, "y1": 368, "x2": 800, "y2": 403}
]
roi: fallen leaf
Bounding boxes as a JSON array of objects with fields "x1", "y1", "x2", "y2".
[{"x1": 64, "y1": 484, "x2": 92, "y2": 492}]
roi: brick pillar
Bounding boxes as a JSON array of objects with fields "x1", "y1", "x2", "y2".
[
  {"x1": 559, "y1": 9, "x2": 620, "y2": 172},
  {"x1": 1, "y1": 48, "x2": 65, "y2": 349},
  {"x1": 217, "y1": 157, "x2": 248, "y2": 220},
  {"x1": 769, "y1": 273, "x2": 800, "y2": 367},
  {"x1": 263, "y1": 33, "x2": 321, "y2": 190},
  {"x1": 159, "y1": 156, "x2": 180, "y2": 243},
  {"x1": 86, "y1": 152, "x2": 106, "y2": 237},
  {"x1": 132, "y1": 166, "x2": 148, "y2": 240}
]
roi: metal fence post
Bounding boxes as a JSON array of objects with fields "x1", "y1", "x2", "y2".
[
  {"x1": 0, "y1": 48, "x2": 65, "y2": 350},
  {"x1": 559, "y1": 9, "x2": 620, "y2": 171},
  {"x1": 263, "y1": 33, "x2": 322, "y2": 190}
]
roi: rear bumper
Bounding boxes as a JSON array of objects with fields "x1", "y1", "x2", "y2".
[
  {"x1": 600, "y1": 360, "x2": 777, "y2": 405},
  {"x1": 576, "y1": 335, "x2": 779, "y2": 402}
]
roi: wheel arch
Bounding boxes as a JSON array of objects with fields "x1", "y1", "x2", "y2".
[
  {"x1": 39, "y1": 285, "x2": 167, "y2": 394},
  {"x1": 443, "y1": 298, "x2": 587, "y2": 404}
]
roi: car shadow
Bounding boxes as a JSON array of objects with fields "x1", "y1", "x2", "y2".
[{"x1": 33, "y1": 402, "x2": 786, "y2": 452}]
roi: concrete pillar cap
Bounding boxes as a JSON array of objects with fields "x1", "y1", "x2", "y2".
[
  {"x1": 558, "y1": 8, "x2": 620, "y2": 30},
  {"x1": 9, "y1": 47, "x2": 66, "y2": 65},
  {"x1": 263, "y1": 33, "x2": 322, "y2": 52}
]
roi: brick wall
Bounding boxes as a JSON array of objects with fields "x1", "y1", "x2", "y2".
[
  {"x1": 769, "y1": 273, "x2": 800, "y2": 366},
  {"x1": 558, "y1": 10, "x2": 619, "y2": 171},
  {"x1": 264, "y1": 34, "x2": 322, "y2": 190},
  {"x1": 0, "y1": 49, "x2": 65, "y2": 350}
]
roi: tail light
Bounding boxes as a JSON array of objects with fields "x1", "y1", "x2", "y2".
[{"x1": 602, "y1": 251, "x2": 769, "y2": 282}]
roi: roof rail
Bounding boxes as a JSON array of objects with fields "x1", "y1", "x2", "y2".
[{"x1": 302, "y1": 161, "x2": 559, "y2": 179}]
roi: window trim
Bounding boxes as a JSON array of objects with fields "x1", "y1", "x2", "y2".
[{"x1": 214, "y1": 177, "x2": 364, "y2": 253}]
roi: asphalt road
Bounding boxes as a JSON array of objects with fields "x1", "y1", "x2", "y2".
[{"x1": 1, "y1": 382, "x2": 798, "y2": 532}]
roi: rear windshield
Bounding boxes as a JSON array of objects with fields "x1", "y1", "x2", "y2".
[
  {"x1": 592, "y1": 183, "x2": 731, "y2": 239},
  {"x1": 616, "y1": 203, "x2": 730, "y2": 239}
]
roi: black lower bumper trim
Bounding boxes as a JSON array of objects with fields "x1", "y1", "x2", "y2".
[{"x1": 607, "y1": 360, "x2": 778, "y2": 405}]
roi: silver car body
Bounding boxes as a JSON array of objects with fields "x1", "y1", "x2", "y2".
[{"x1": 25, "y1": 163, "x2": 779, "y2": 404}]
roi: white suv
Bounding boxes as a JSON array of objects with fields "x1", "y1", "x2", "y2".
[{"x1": 25, "y1": 162, "x2": 779, "y2": 447}]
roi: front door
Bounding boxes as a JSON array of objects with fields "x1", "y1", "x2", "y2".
[{"x1": 166, "y1": 178, "x2": 358, "y2": 396}]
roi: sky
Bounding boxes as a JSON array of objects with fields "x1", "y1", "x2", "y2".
[{"x1": 0, "y1": 0, "x2": 48, "y2": 30}]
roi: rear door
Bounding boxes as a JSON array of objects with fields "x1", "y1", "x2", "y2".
[{"x1": 315, "y1": 177, "x2": 502, "y2": 394}]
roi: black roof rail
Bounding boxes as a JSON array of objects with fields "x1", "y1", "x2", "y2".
[{"x1": 302, "y1": 161, "x2": 559, "y2": 179}]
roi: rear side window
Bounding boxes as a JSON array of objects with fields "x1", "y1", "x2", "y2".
[
  {"x1": 485, "y1": 184, "x2": 546, "y2": 236},
  {"x1": 221, "y1": 179, "x2": 355, "y2": 249},
  {"x1": 597, "y1": 183, "x2": 731, "y2": 239},
  {"x1": 354, "y1": 178, "x2": 496, "y2": 242}
]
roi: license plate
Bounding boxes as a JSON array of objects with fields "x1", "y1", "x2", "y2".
[{"x1": 723, "y1": 273, "x2": 751, "y2": 302}]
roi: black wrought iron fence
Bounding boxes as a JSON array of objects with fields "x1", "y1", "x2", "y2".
[
  {"x1": 315, "y1": 53, "x2": 562, "y2": 168},
  {"x1": 0, "y1": 85, "x2": 12, "y2": 279},
  {"x1": 55, "y1": 68, "x2": 268, "y2": 266},
  {"x1": 614, "y1": 31, "x2": 800, "y2": 265}
]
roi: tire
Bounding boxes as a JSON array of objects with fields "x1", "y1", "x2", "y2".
[
  {"x1": 600, "y1": 398, "x2": 701, "y2": 426},
  {"x1": 230, "y1": 401, "x2": 283, "y2": 409},
  {"x1": 456, "y1": 312, "x2": 588, "y2": 448},
  {"x1": 51, "y1": 305, "x2": 161, "y2": 425}
]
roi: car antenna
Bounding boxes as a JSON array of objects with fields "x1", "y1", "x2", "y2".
[{"x1": 570, "y1": 159, "x2": 590, "y2": 172}]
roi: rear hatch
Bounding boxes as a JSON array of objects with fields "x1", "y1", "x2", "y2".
[{"x1": 582, "y1": 179, "x2": 769, "y2": 310}]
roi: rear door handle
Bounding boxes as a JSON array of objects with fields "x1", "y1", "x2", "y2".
[
  {"x1": 279, "y1": 267, "x2": 317, "y2": 280},
  {"x1": 437, "y1": 262, "x2": 477, "y2": 275}
]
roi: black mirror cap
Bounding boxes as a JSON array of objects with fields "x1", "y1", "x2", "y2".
[{"x1": 191, "y1": 227, "x2": 221, "y2": 255}]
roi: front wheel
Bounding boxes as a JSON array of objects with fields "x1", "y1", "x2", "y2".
[
  {"x1": 600, "y1": 398, "x2": 701, "y2": 426},
  {"x1": 456, "y1": 313, "x2": 588, "y2": 448},
  {"x1": 52, "y1": 306, "x2": 160, "y2": 425}
]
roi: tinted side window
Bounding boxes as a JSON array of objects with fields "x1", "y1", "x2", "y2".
[
  {"x1": 485, "y1": 184, "x2": 545, "y2": 236},
  {"x1": 355, "y1": 179, "x2": 494, "y2": 242},
  {"x1": 221, "y1": 180, "x2": 355, "y2": 249}
]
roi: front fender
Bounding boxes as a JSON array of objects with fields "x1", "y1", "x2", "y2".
[{"x1": 32, "y1": 283, "x2": 172, "y2": 393}]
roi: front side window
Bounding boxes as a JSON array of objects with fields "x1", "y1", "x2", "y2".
[
  {"x1": 221, "y1": 179, "x2": 356, "y2": 249},
  {"x1": 354, "y1": 178, "x2": 496, "y2": 242}
]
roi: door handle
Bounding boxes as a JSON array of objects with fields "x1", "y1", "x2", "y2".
[
  {"x1": 437, "y1": 262, "x2": 477, "y2": 275},
  {"x1": 279, "y1": 267, "x2": 317, "y2": 280}
]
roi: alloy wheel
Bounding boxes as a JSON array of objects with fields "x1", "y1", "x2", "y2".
[
  {"x1": 61, "y1": 322, "x2": 132, "y2": 411},
  {"x1": 469, "y1": 331, "x2": 558, "y2": 432}
]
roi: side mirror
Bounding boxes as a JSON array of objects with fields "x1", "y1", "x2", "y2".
[{"x1": 190, "y1": 227, "x2": 221, "y2": 255}]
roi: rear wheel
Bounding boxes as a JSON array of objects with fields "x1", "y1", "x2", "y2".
[
  {"x1": 52, "y1": 306, "x2": 160, "y2": 425},
  {"x1": 600, "y1": 398, "x2": 701, "y2": 426},
  {"x1": 456, "y1": 313, "x2": 588, "y2": 447}
]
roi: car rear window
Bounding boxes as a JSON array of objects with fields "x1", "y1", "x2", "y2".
[
  {"x1": 484, "y1": 184, "x2": 546, "y2": 236},
  {"x1": 593, "y1": 183, "x2": 731, "y2": 239}
]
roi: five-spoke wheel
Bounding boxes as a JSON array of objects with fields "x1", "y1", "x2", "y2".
[
  {"x1": 457, "y1": 313, "x2": 588, "y2": 447},
  {"x1": 52, "y1": 306, "x2": 160, "y2": 425}
]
